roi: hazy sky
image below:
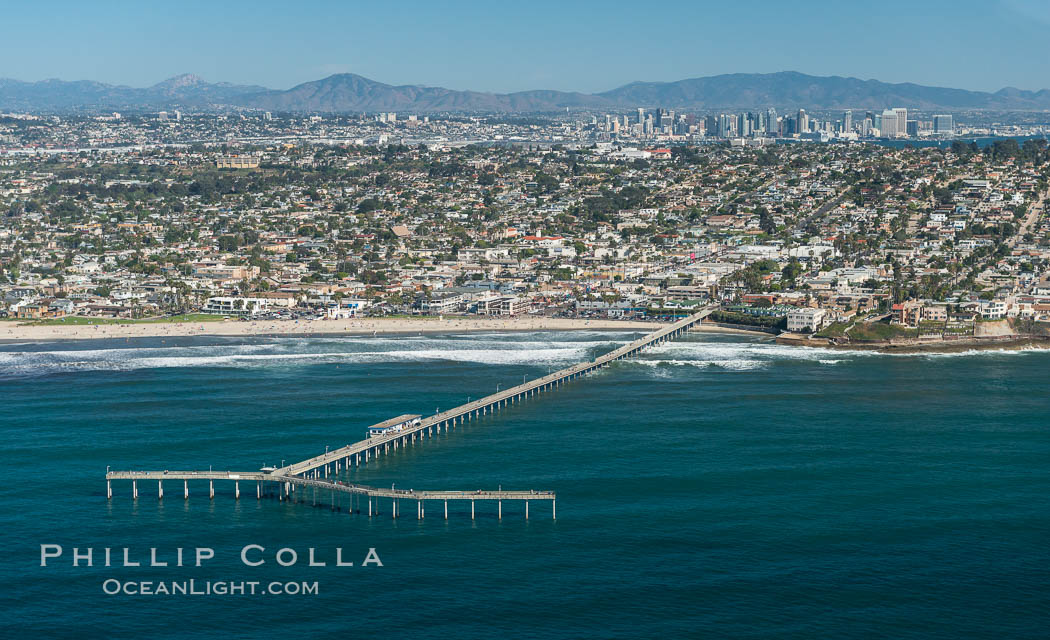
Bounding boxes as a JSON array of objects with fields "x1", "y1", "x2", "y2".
[{"x1": 3, "y1": 0, "x2": 1048, "y2": 93}]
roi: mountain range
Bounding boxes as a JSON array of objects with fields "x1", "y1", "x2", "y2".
[{"x1": 2, "y1": 71, "x2": 1049, "y2": 113}]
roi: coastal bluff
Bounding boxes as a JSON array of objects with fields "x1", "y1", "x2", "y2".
[{"x1": 777, "y1": 318, "x2": 1050, "y2": 353}]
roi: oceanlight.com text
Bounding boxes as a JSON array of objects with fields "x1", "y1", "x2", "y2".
[{"x1": 101, "y1": 579, "x2": 319, "y2": 596}]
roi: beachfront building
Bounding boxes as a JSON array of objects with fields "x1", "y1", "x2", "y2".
[
  {"x1": 476, "y1": 295, "x2": 529, "y2": 316},
  {"x1": 202, "y1": 294, "x2": 297, "y2": 316},
  {"x1": 418, "y1": 292, "x2": 466, "y2": 315},
  {"x1": 786, "y1": 308, "x2": 828, "y2": 333},
  {"x1": 13, "y1": 301, "x2": 67, "y2": 319},
  {"x1": 325, "y1": 298, "x2": 369, "y2": 319}
]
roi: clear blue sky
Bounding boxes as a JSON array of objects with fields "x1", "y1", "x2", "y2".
[{"x1": 3, "y1": 0, "x2": 1048, "y2": 93}]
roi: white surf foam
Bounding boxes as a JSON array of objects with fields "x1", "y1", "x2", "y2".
[
  {"x1": 0, "y1": 342, "x2": 593, "y2": 377},
  {"x1": 0, "y1": 331, "x2": 1042, "y2": 380}
]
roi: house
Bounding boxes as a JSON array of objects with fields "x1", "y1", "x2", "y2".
[
  {"x1": 921, "y1": 305, "x2": 948, "y2": 322},
  {"x1": 981, "y1": 299, "x2": 1008, "y2": 319},
  {"x1": 14, "y1": 302, "x2": 65, "y2": 319},
  {"x1": 892, "y1": 301, "x2": 924, "y2": 327},
  {"x1": 326, "y1": 298, "x2": 369, "y2": 319}
]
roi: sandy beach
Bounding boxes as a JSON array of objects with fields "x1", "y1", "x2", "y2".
[{"x1": 0, "y1": 315, "x2": 768, "y2": 343}]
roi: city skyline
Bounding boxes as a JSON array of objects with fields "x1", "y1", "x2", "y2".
[{"x1": 1, "y1": 0, "x2": 1048, "y2": 94}]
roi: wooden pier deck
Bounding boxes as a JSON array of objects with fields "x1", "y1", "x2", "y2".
[{"x1": 106, "y1": 307, "x2": 714, "y2": 520}]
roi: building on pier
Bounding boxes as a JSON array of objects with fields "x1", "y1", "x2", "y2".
[{"x1": 367, "y1": 414, "x2": 421, "y2": 437}]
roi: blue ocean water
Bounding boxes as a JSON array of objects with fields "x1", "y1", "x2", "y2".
[
  {"x1": 1, "y1": 331, "x2": 1048, "y2": 639},
  {"x1": 869, "y1": 135, "x2": 1048, "y2": 150}
]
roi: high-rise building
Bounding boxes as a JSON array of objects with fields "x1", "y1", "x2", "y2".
[
  {"x1": 173, "y1": 110, "x2": 181, "y2": 121},
  {"x1": 737, "y1": 113, "x2": 751, "y2": 137},
  {"x1": 893, "y1": 108, "x2": 908, "y2": 132},
  {"x1": 880, "y1": 110, "x2": 899, "y2": 137},
  {"x1": 678, "y1": 114, "x2": 692, "y2": 135},
  {"x1": 797, "y1": 109, "x2": 808, "y2": 133},
  {"x1": 637, "y1": 108, "x2": 646, "y2": 125},
  {"x1": 933, "y1": 114, "x2": 954, "y2": 134},
  {"x1": 704, "y1": 115, "x2": 717, "y2": 136},
  {"x1": 843, "y1": 110, "x2": 852, "y2": 133},
  {"x1": 263, "y1": 111, "x2": 273, "y2": 121},
  {"x1": 719, "y1": 113, "x2": 735, "y2": 137},
  {"x1": 158, "y1": 111, "x2": 168, "y2": 122},
  {"x1": 766, "y1": 108, "x2": 778, "y2": 135}
]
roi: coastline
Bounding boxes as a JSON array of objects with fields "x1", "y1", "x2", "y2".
[
  {"x1": 776, "y1": 332, "x2": 1050, "y2": 354},
  {"x1": 0, "y1": 315, "x2": 769, "y2": 343}
]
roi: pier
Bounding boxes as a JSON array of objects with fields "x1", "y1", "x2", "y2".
[{"x1": 106, "y1": 307, "x2": 714, "y2": 520}]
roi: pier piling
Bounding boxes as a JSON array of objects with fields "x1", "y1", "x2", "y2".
[{"x1": 104, "y1": 309, "x2": 712, "y2": 523}]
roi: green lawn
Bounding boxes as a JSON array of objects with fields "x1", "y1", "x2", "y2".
[
  {"x1": 847, "y1": 322, "x2": 912, "y2": 341},
  {"x1": 813, "y1": 321, "x2": 851, "y2": 338}
]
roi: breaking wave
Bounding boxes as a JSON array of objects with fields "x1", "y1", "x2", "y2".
[
  {"x1": 0, "y1": 331, "x2": 1042, "y2": 380},
  {"x1": 627, "y1": 338, "x2": 1042, "y2": 375},
  {"x1": 0, "y1": 335, "x2": 598, "y2": 379}
]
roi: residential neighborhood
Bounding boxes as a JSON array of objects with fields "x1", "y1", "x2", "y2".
[{"x1": 2, "y1": 112, "x2": 1049, "y2": 347}]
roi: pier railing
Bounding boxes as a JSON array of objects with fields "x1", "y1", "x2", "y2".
[
  {"x1": 106, "y1": 307, "x2": 714, "y2": 520},
  {"x1": 277, "y1": 307, "x2": 714, "y2": 478}
]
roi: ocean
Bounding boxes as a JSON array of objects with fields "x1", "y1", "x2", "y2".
[
  {"x1": 2, "y1": 331, "x2": 1048, "y2": 639},
  {"x1": 869, "y1": 134, "x2": 1048, "y2": 150}
]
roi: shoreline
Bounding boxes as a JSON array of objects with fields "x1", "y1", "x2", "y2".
[
  {"x1": 777, "y1": 333, "x2": 1050, "y2": 354},
  {"x1": 0, "y1": 316, "x2": 770, "y2": 344}
]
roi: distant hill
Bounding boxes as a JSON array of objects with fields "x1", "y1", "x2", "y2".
[
  {"x1": 2, "y1": 71, "x2": 1049, "y2": 113},
  {"x1": 596, "y1": 71, "x2": 1050, "y2": 110},
  {"x1": 0, "y1": 74, "x2": 266, "y2": 112},
  {"x1": 233, "y1": 74, "x2": 608, "y2": 112}
]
